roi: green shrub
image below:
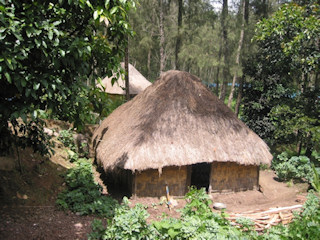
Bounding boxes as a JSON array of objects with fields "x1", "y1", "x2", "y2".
[
  {"x1": 56, "y1": 158, "x2": 118, "y2": 217},
  {"x1": 180, "y1": 186, "x2": 213, "y2": 218},
  {"x1": 273, "y1": 152, "x2": 314, "y2": 182},
  {"x1": 153, "y1": 218, "x2": 182, "y2": 239},
  {"x1": 88, "y1": 197, "x2": 155, "y2": 240},
  {"x1": 58, "y1": 129, "x2": 76, "y2": 152}
]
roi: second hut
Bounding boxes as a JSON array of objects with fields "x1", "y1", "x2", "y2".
[{"x1": 93, "y1": 70, "x2": 273, "y2": 197}]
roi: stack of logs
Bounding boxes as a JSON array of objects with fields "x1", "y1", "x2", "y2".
[{"x1": 228, "y1": 204, "x2": 304, "y2": 232}]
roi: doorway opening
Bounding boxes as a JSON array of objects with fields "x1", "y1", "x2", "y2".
[{"x1": 190, "y1": 163, "x2": 211, "y2": 191}]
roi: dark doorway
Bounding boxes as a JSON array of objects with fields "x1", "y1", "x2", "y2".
[{"x1": 190, "y1": 163, "x2": 211, "y2": 191}]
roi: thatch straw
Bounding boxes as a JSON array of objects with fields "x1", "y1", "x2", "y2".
[
  {"x1": 93, "y1": 70, "x2": 272, "y2": 172},
  {"x1": 99, "y1": 62, "x2": 151, "y2": 95}
]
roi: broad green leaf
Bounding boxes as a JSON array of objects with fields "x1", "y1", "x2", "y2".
[
  {"x1": 110, "y1": 6, "x2": 118, "y2": 15},
  {"x1": 48, "y1": 30, "x2": 53, "y2": 40},
  {"x1": 5, "y1": 57, "x2": 13, "y2": 70},
  {"x1": 4, "y1": 72, "x2": 11, "y2": 83},
  {"x1": 21, "y1": 78, "x2": 27, "y2": 87},
  {"x1": 33, "y1": 82, "x2": 40, "y2": 90},
  {"x1": 93, "y1": 10, "x2": 99, "y2": 20}
]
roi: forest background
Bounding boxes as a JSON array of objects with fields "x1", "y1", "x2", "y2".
[{"x1": 128, "y1": 0, "x2": 319, "y2": 157}]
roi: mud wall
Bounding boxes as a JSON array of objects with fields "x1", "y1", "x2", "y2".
[
  {"x1": 133, "y1": 166, "x2": 188, "y2": 197},
  {"x1": 210, "y1": 162, "x2": 259, "y2": 192}
]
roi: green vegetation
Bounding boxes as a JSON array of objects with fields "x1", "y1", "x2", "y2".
[
  {"x1": 0, "y1": 0, "x2": 134, "y2": 155},
  {"x1": 58, "y1": 129, "x2": 76, "y2": 152},
  {"x1": 262, "y1": 193, "x2": 320, "y2": 240},
  {"x1": 89, "y1": 198, "x2": 155, "y2": 240},
  {"x1": 242, "y1": 1, "x2": 320, "y2": 155},
  {"x1": 56, "y1": 129, "x2": 118, "y2": 217},
  {"x1": 88, "y1": 188, "x2": 320, "y2": 240},
  {"x1": 56, "y1": 158, "x2": 118, "y2": 217},
  {"x1": 272, "y1": 151, "x2": 320, "y2": 191}
]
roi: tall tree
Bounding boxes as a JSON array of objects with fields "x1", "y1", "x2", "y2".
[
  {"x1": 219, "y1": 0, "x2": 230, "y2": 101},
  {"x1": 175, "y1": 0, "x2": 183, "y2": 70},
  {"x1": 242, "y1": 1, "x2": 320, "y2": 155},
  {"x1": 159, "y1": 0, "x2": 166, "y2": 74},
  {"x1": 228, "y1": 0, "x2": 246, "y2": 108}
]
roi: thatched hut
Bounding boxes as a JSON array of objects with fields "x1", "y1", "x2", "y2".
[
  {"x1": 100, "y1": 62, "x2": 151, "y2": 97},
  {"x1": 93, "y1": 70, "x2": 272, "y2": 197}
]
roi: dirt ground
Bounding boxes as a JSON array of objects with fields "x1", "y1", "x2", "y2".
[{"x1": 0, "y1": 139, "x2": 308, "y2": 239}]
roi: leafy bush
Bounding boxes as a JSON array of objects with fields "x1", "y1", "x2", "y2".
[
  {"x1": 56, "y1": 158, "x2": 118, "y2": 217},
  {"x1": 153, "y1": 218, "x2": 182, "y2": 239},
  {"x1": 89, "y1": 197, "x2": 155, "y2": 240},
  {"x1": 58, "y1": 129, "x2": 76, "y2": 152},
  {"x1": 273, "y1": 152, "x2": 314, "y2": 182},
  {"x1": 180, "y1": 186, "x2": 213, "y2": 218}
]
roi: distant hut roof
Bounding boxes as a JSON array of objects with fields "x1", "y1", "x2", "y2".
[
  {"x1": 100, "y1": 63, "x2": 151, "y2": 95},
  {"x1": 93, "y1": 70, "x2": 272, "y2": 172}
]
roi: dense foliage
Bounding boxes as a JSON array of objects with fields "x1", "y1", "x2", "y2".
[
  {"x1": 56, "y1": 128, "x2": 118, "y2": 217},
  {"x1": 242, "y1": 1, "x2": 320, "y2": 155},
  {"x1": 0, "y1": 0, "x2": 134, "y2": 155},
  {"x1": 56, "y1": 158, "x2": 118, "y2": 217},
  {"x1": 89, "y1": 187, "x2": 257, "y2": 239},
  {"x1": 273, "y1": 152, "x2": 315, "y2": 183},
  {"x1": 88, "y1": 187, "x2": 320, "y2": 240}
]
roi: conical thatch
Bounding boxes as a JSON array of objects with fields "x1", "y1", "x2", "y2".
[
  {"x1": 100, "y1": 63, "x2": 151, "y2": 95},
  {"x1": 93, "y1": 70, "x2": 272, "y2": 172}
]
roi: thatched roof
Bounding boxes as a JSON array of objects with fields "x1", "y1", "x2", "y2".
[
  {"x1": 93, "y1": 70, "x2": 272, "y2": 172},
  {"x1": 100, "y1": 63, "x2": 151, "y2": 95}
]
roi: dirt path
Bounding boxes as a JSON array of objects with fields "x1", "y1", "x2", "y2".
[{"x1": 0, "y1": 206, "x2": 96, "y2": 240}]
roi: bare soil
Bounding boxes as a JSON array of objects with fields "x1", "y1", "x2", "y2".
[{"x1": 0, "y1": 133, "x2": 308, "y2": 239}]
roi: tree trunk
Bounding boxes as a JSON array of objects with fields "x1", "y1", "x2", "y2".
[
  {"x1": 219, "y1": 0, "x2": 230, "y2": 102},
  {"x1": 159, "y1": 0, "x2": 165, "y2": 74},
  {"x1": 235, "y1": 76, "x2": 243, "y2": 116},
  {"x1": 175, "y1": 0, "x2": 183, "y2": 70},
  {"x1": 215, "y1": 36, "x2": 222, "y2": 96},
  {"x1": 125, "y1": 38, "x2": 130, "y2": 101},
  {"x1": 228, "y1": 0, "x2": 246, "y2": 108},
  {"x1": 147, "y1": 48, "x2": 151, "y2": 80},
  {"x1": 244, "y1": 0, "x2": 249, "y2": 24}
]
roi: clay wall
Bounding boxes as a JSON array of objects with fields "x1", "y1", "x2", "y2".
[
  {"x1": 210, "y1": 162, "x2": 259, "y2": 192},
  {"x1": 133, "y1": 166, "x2": 188, "y2": 197}
]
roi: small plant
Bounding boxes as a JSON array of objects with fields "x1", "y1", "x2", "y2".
[
  {"x1": 181, "y1": 186, "x2": 213, "y2": 218},
  {"x1": 311, "y1": 164, "x2": 320, "y2": 192},
  {"x1": 56, "y1": 158, "x2": 118, "y2": 217},
  {"x1": 236, "y1": 217, "x2": 255, "y2": 232},
  {"x1": 58, "y1": 129, "x2": 76, "y2": 152},
  {"x1": 153, "y1": 218, "x2": 182, "y2": 239},
  {"x1": 90, "y1": 197, "x2": 155, "y2": 240}
]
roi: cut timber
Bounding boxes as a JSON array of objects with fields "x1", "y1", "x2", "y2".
[
  {"x1": 226, "y1": 204, "x2": 304, "y2": 232},
  {"x1": 258, "y1": 205, "x2": 302, "y2": 215}
]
